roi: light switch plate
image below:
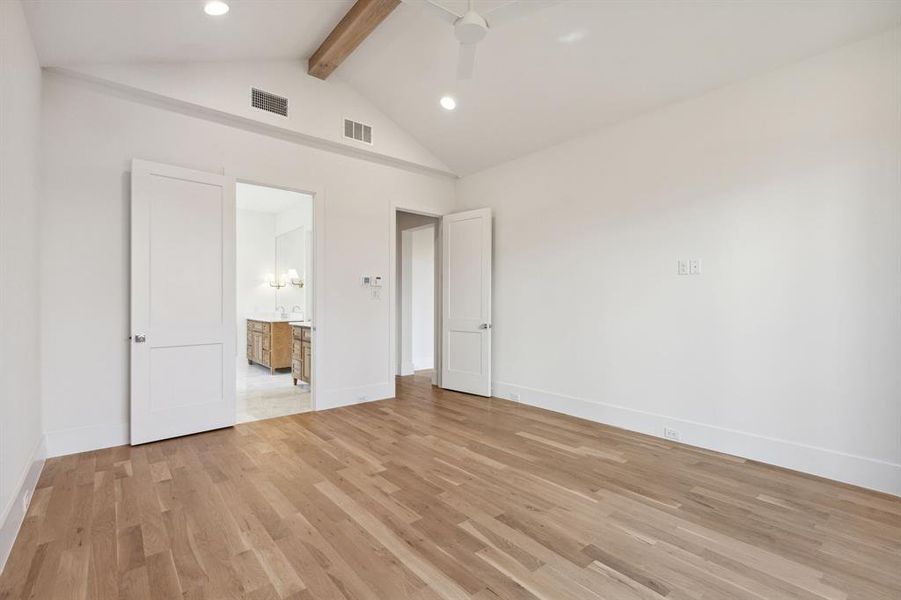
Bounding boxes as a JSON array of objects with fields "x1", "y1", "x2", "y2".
[
  {"x1": 677, "y1": 259, "x2": 689, "y2": 275},
  {"x1": 689, "y1": 259, "x2": 701, "y2": 275}
]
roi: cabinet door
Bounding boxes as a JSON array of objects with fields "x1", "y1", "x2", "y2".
[
  {"x1": 253, "y1": 332, "x2": 263, "y2": 363},
  {"x1": 302, "y1": 342, "x2": 311, "y2": 383}
]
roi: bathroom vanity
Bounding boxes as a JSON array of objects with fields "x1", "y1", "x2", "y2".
[
  {"x1": 246, "y1": 318, "x2": 293, "y2": 374},
  {"x1": 291, "y1": 323, "x2": 312, "y2": 385}
]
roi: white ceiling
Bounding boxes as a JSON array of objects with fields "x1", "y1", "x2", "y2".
[
  {"x1": 23, "y1": 0, "x2": 901, "y2": 175},
  {"x1": 236, "y1": 183, "x2": 311, "y2": 214},
  {"x1": 22, "y1": 0, "x2": 354, "y2": 65},
  {"x1": 339, "y1": 0, "x2": 901, "y2": 174}
]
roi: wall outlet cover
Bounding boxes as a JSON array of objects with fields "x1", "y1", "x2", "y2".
[{"x1": 664, "y1": 427, "x2": 680, "y2": 441}]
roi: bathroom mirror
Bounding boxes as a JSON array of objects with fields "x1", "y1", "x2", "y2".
[{"x1": 275, "y1": 226, "x2": 309, "y2": 318}]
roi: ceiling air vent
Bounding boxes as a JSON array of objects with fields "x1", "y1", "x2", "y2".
[
  {"x1": 344, "y1": 118, "x2": 373, "y2": 145},
  {"x1": 251, "y1": 88, "x2": 288, "y2": 117}
]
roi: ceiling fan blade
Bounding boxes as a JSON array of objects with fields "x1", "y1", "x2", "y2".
[
  {"x1": 400, "y1": 0, "x2": 460, "y2": 25},
  {"x1": 483, "y1": 0, "x2": 560, "y2": 28},
  {"x1": 457, "y1": 43, "x2": 477, "y2": 80}
]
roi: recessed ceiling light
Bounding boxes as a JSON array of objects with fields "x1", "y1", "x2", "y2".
[
  {"x1": 558, "y1": 30, "x2": 587, "y2": 44},
  {"x1": 440, "y1": 96, "x2": 456, "y2": 111},
  {"x1": 204, "y1": 1, "x2": 230, "y2": 16}
]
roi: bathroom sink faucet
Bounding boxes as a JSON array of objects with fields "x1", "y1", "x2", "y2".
[{"x1": 276, "y1": 305, "x2": 286, "y2": 317}]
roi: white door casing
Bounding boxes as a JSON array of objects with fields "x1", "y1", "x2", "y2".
[
  {"x1": 130, "y1": 159, "x2": 236, "y2": 445},
  {"x1": 441, "y1": 208, "x2": 492, "y2": 396}
]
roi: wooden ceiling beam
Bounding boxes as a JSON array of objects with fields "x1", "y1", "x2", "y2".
[{"x1": 308, "y1": 0, "x2": 400, "y2": 80}]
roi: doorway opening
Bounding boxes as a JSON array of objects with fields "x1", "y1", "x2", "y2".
[
  {"x1": 236, "y1": 182, "x2": 314, "y2": 423},
  {"x1": 395, "y1": 211, "x2": 439, "y2": 382}
]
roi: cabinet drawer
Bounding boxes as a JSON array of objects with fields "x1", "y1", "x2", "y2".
[{"x1": 248, "y1": 320, "x2": 271, "y2": 333}]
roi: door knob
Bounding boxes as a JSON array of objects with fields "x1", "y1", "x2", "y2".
[
  {"x1": 134, "y1": 334, "x2": 146, "y2": 343},
  {"x1": 479, "y1": 323, "x2": 491, "y2": 330}
]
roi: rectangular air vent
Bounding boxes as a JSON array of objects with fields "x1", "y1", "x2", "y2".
[
  {"x1": 344, "y1": 118, "x2": 373, "y2": 145},
  {"x1": 251, "y1": 88, "x2": 288, "y2": 117}
]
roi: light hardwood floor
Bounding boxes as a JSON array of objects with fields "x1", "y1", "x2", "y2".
[{"x1": 2, "y1": 371, "x2": 899, "y2": 599}]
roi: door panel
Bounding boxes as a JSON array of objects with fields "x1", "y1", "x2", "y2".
[
  {"x1": 441, "y1": 208, "x2": 492, "y2": 396},
  {"x1": 131, "y1": 159, "x2": 235, "y2": 445}
]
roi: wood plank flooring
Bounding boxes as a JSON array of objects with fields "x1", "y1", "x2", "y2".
[{"x1": 2, "y1": 371, "x2": 900, "y2": 599}]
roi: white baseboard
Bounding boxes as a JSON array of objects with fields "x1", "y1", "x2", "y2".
[
  {"x1": 40, "y1": 381, "x2": 399, "y2": 456},
  {"x1": 0, "y1": 435, "x2": 46, "y2": 574},
  {"x1": 492, "y1": 381, "x2": 901, "y2": 497},
  {"x1": 316, "y1": 381, "x2": 394, "y2": 411},
  {"x1": 44, "y1": 422, "x2": 129, "y2": 458},
  {"x1": 399, "y1": 361, "x2": 415, "y2": 376}
]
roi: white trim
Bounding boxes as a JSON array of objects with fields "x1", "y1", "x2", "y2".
[
  {"x1": 316, "y1": 382, "x2": 393, "y2": 411},
  {"x1": 45, "y1": 68, "x2": 456, "y2": 180},
  {"x1": 230, "y1": 175, "x2": 325, "y2": 412},
  {"x1": 389, "y1": 207, "x2": 444, "y2": 396},
  {"x1": 44, "y1": 422, "x2": 129, "y2": 458},
  {"x1": 0, "y1": 436, "x2": 46, "y2": 574},
  {"x1": 492, "y1": 381, "x2": 901, "y2": 497}
]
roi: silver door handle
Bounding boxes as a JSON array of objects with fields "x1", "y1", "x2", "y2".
[
  {"x1": 479, "y1": 323, "x2": 491, "y2": 330},
  {"x1": 134, "y1": 334, "x2": 146, "y2": 343}
]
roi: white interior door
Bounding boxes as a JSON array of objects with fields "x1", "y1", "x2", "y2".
[
  {"x1": 441, "y1": 208, "x2": 492, "y2": 396},
  {"x1": 130, "y1": 159, "x2": 236, "y2": 445}
]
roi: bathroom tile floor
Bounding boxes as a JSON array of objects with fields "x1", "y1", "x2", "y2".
[{"x1": 235, "y1": 357, "x2": 311, "y2": 423}]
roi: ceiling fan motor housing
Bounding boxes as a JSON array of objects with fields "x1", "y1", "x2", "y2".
[{"x1": 455, "y1": 10, "x2": 489, "y2": 44}]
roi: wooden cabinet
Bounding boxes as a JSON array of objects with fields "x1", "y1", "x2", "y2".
[
  {"x1": 291, "y1": 325, "x2": 312, "y2": 385},
  {"x1": 246, "y1": 320, "x2": 292, "y2": 374}
]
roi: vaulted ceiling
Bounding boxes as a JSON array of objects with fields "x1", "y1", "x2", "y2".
[{"x1": 23, "y1": 0, "x2": 901, "y2": 175}]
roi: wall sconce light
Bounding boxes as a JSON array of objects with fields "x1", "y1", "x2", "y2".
[
  {"x1": 287, "y1": 269, "x2": 305, "y2": 288},
  {"x1": 267, "y1": 273, "x2": 286, "y2": 289}
]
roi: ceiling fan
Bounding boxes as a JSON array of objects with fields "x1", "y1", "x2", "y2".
[{"x1": 401, "y1": 0, "x2": 559, "y2": 80}]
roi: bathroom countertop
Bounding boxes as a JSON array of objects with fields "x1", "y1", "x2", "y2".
[
  {"x1": 246, "y1": 315, "x2": 303, "y2": 323},
  {"x1": 289, "y1": 321, "x2": 312, "y2": 328}
]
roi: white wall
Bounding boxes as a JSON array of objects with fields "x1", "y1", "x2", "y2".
[
  {"x1": 0, "y1": 0, "x2": 45, "y2": 571},
  {"x1": 275, "y1": 202, "x2": 313, "y2": 236},
  {"x1": 58, "y1": 61, "x2": 452, "y2": 175},
  {"x1": 411, "y1": 226, "x2": 435, "y2": 370},
  {"x1": 39, "y1": 71, "x2": 456, "y2": 457},
  {"x1": 457, "y1": 29, "x2": 901, "y2": 495},
  {"x1": 236, "y1": 209, "x2": 276, "y2": 361}
]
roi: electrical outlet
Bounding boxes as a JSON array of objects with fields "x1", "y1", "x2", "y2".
[
  {"x1": 509, "y1": 392, "x2": 521, "y2": 401},
  {"x1": 677, "y1": 259, "x2": 689, "y2": 275},
  {"x1": 689, "y1": 259, "x2": 701, "y2": 275},
  {"x1": 663, "y1": 427, "x2": 680, "y2": 441}
]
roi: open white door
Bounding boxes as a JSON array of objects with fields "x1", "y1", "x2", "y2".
[
  {"x1": 441, "y1": 208, "x2": 492, "y2": 396},
  {"x1": 130, "y1": 159, "x2": 236, "y2": 445}
]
